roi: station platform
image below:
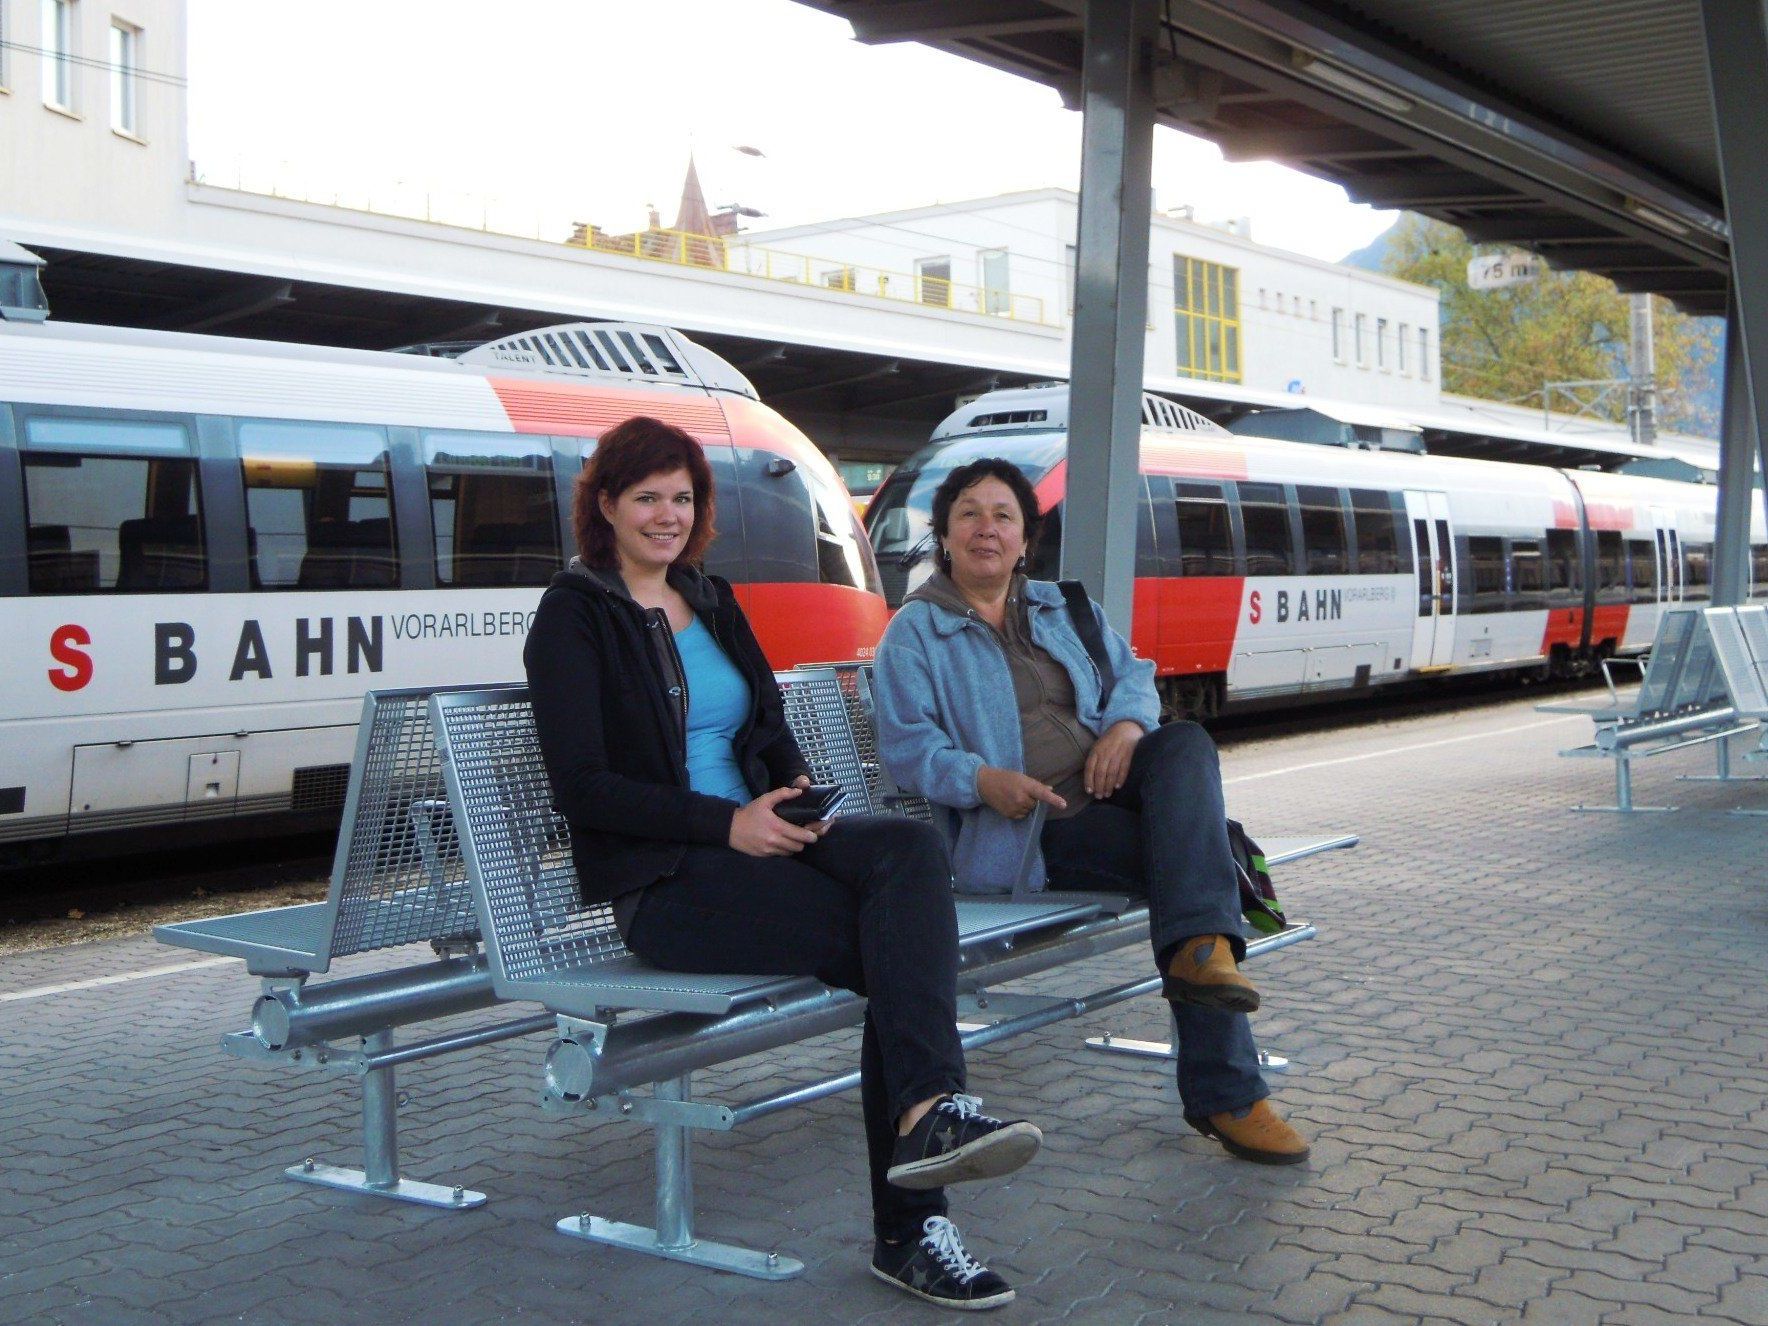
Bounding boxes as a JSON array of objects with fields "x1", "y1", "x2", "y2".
[{"x1": 3, "y1": 692, "x2": 1766, "y2": 1325}]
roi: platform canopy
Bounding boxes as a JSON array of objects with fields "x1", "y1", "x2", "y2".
[{"x1": 805, "y1": 0, "x2": 1729, "y2": 314}]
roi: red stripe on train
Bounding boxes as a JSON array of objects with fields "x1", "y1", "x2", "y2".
[
  {"x1": 488, "y1": 378, "x2": 730, "y2": 438},
  {"x1": 1148, "y1": 577, "x2": 1241, "y2": 675}
]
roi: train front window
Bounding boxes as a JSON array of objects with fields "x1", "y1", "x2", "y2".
[
  {"x1": 20, "y1": 415, "x2": 204, "y2": 594},
  {"x1": 807, "y1": 462, "x2": 882, "y2": 595},
  {"x1": 239, "y1": 421, "x2": 397, "y2": 590},
  {"x1": 423, "y1": 432, "x2": 560, "y2": 588}
]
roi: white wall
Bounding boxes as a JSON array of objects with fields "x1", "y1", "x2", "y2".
[
  {"x1": 746, "y1": 190, "x2": 1442, "y2": 408},
  {"x1": 0, "y1": 0, "x2": 189, "y2": 234}
]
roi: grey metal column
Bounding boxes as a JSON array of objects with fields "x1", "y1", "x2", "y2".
[
  {"x1": 1063, "y1": 0, "x2": 1158, "y2": 633},
  {"x1": 1714, "y1": 290, "x2": 1757, "y2": 605},
  {"x1": 1703, "y1": 0, "x2": 1768, "y2": 603}
]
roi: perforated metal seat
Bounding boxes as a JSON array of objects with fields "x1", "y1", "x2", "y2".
[{"x1": 156, "y1": 686, "x2": 480, "y2": 973}]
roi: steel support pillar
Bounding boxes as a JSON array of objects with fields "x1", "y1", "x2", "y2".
[
  {"x1": 1062, "y1": 0, "x2": 1158, "y2": 634},
  {"x1": 1714, "y1": 290, "x2": 1757, "y2": 605},
  {"x1": 1703, "y1": 0, "x2": 1768, "y2": 605}
]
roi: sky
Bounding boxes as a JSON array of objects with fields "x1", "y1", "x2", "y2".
[{"x1": 185, "y1": 0, "x2": 1397, "y2": 263}]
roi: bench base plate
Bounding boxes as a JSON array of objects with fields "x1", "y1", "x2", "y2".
[
  {"x1": 287, "y1": 1161, "x2": 486, "y2": 1209},
  {"x1": 1083, "y1": 1035, "x2": 1290, "y2": 1073},
  {"x1": 558, "y1": 1214, "x2": 803, "y2": 1280}
]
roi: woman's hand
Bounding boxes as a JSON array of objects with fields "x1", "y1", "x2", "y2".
[
  {"x1": 728, "y1": 786, "x2": 822, "y2": 857},
  {"x1": 1084, "y1": 720, "x2": 1144, "y2": 799},
  {"x1": 976, "y1": 766, "x2": 1067, "y2": 820}
]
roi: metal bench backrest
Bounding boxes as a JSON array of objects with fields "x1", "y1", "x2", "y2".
[
  {"x1": 1666, "y1": 610, "x2": 1727, "y2": 712},
  {"x1": 793, "y1": 661, "x2": 935, "y2": 822},
  {"x1": 775, "y1": 668, "x2": 875, "y2": 817},
  {"x1": 429, "y1": 687, "x2": 623, "y2": 995},
  {"x1": 1635, "y1": 608, "x2": 1704, "y2": 716},
  {"x1": 1736, "y1": 605, "x2": 1768, "y2": 713},
  {"x1": 1706, "y1": 607, "x2": 1768, "y2": 718},
  {"x1": 318, "y1": 685, "x2": 481, "y2": 967}
]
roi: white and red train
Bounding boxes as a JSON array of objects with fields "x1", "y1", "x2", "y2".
[
  {"x1": 0, "y1": 318, "x2": 885, "y2": 860},
  {"x1": 868, "y1": 385, "x2": 1766, "y2": 718}
]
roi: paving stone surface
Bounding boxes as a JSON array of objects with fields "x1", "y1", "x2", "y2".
[{"x1": 2, "y1": 694, "x2": 1766, "y2": 1324}]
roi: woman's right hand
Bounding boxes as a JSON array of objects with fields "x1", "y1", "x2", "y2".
[
  {"x1": 728, "y1": 786, "x2": 822, "y2": 857},
  {"x1": 976, "y1": 766, "x2": 1067, "y2": 820}
]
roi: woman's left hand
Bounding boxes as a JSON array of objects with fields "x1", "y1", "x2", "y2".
[{"x1": 1084, "y1": 721, "x2": 1145, "y2": 799}]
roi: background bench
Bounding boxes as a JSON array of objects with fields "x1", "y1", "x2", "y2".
[{"x1": 1550, "y1": 607, "x2": 1760, "y2": 812}]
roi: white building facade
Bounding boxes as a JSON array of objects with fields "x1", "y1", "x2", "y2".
[{"x1": 741, "y1": 188, "x2": 1443, "y2": 408}]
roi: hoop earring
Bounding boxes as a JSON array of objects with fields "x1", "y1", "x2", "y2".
[{"x1": 1014, "y1": 555, "x2": 1027, "y2": 573}]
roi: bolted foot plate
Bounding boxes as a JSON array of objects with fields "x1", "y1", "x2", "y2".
[
  {"x1": 558, "y1": 1214, "x2": 803, "y2": 1280},
  {"x1": 286, "y1": 1161, "x2": 486, "y2": 1209}
]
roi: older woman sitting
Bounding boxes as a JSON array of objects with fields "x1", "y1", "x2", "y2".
[{"x1": 872, "y1": 457, "x2": 1308, "y2": 1165}]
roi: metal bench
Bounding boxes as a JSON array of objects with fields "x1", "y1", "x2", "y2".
[
  {"x1": 153, "y1": 685, "x2": 543, "y2": 1210},
  {"x1": 1556, "y1": 607, "x2": 1760, "y2": 812},
  {"x1": 433, "y1": 668, "x2": 1353, "y2": 1281},
  {"x1": 1702, "y1": 605, "x2": 1768, "y2": 813}
]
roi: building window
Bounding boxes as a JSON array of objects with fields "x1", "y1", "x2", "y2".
[
  {"x1": 1355, "y1": 313, "x2": 1369, "y2": 367},
  {"x1": 109, "y1": 20, "x2": 138, "y2": 135},
  {"x1": 41, "y1": 0, "x2": 75, "y2": 110},
  {"x1": 1173, "y1": 255, "x2": 1242, "y2": 384},
  {"x1": 1331, "y1": 307, "x2": 1345, "y2": 362},
  {"x1": 1419, "y1": 326, "x2": 1430, "y2": 380},
  {"x1": 979, "y1": 248, "x2": 1010, "y2": 316},
  {"x1": 1397, "y1": 323, "x2": 1409, "y2": 374},
  {"x1": 915, "y1": 256, "x2": 951, "y2": 308},
  {"x1": 1376, "y1": 317, "x2": 1389, "y2": 370}
]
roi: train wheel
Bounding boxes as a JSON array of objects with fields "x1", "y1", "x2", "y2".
[{"x1": 1162, "y1": 674, "x2": 1223, "y2": 723}]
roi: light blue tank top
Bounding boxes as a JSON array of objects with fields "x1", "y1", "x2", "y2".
[{"x1": 675, "y1": 615, "x2": 752, "y2": 803}]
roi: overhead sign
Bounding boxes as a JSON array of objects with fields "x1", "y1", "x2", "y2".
[{"x1": 1467, "y1": 251, "x2": 1541, "y2": 290}]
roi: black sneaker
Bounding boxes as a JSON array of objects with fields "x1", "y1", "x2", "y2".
[
  {"x1": 871, "y1": 1216, "x2": 1015, "y2": 1310},
  {"x1": 886, "y1": 1093, "x2": 1042, "y2": 1191}
]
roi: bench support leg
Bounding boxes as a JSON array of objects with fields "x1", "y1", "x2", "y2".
[
  {"x1": 1575, "y1": 752, "x2": 1676, "y2": 813},
  {"x1": 285, "y1": 1029, "x2": 487, "y2": 1209},
  {"x1": 557, "y1": 1074, "x2": 803, "y2": 1280},
  {"x1": 1681, "y1": 731, "x2": 1768, "y2": 785}
]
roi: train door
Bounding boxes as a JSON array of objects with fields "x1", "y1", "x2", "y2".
[
  {"x1": 1651, "y1": 508, "x2": 1683, "y2": 605},
  {"x1": 1403, "y1": 490, "x2": 1456, "y2": 670}
]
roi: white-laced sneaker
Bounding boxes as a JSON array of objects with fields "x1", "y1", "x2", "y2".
[
  {"x1": 886, "y1": 1093, "x2": 1043, "y2": 1191},
  {"x1": 871, "y1": 1216, "x2": 1015, "y2": 1310}
]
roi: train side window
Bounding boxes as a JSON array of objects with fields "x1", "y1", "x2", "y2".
[
  {"x1": 1466, "y1": 535, "x2": 1506, "y2": 613},
  {"x1": 1546, "y1": 528, "x2": 1581, "y2": 597},
  {"x1": 20, "y1": 415, "x2": 205, "y2": 593},
  {"x1": 1390, "y1": 492, "x2": 1415, "y2": 574},
  {"x1": 1174, "y1": 481, "x2": 1234, "y2": 576},
  {"x1": 239, "y1": 421, "x2": 397, "y2": 590},
  {"x1": 1628, "y1": 538, "x2": 1658, "y2": 602},
  {"x1": 1752, "y1": 544, "x2": 1768, "y2": 598},
  {"x1": 1349, "y1": 488, "x2": 1399, "y2": 575},
  {"x1": 1511, "y1": 539, "x2": 1545, "y2": 606},
  {"x1": 423, "y1": 431, "x2": 559, "y2": 588},
  {"x1": 1237, "y1": 481, "x2": 1293, "y2": 577},
  {"x1": 1683, "y1": 541, "x2": 1712, "y2": 601},
  {"x1": 1297, "y1": 485, "x2": 1348, "y2": 575},
  {"x1": 1595, "y1": 530, "x2": 1625, "y2": 599}
]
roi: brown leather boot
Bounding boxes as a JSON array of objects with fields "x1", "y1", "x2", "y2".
[
  {"x1": 1162, "y1": 934, "x2": 1260, "y2": 1012},
  {"x1": 1187, "y1": 1100, "x2": 1310, "y2": 1165}
]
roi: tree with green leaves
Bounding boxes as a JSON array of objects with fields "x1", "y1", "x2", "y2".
[{"x1": 1379, "y1": 214, "x2": 1719, "y2": 436}]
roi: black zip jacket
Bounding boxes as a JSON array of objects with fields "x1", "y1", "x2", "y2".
[{"x1": 523, "y1": 559, "x2": 811, "y2": 905}]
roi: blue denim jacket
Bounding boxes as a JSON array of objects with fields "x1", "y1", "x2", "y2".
[{"x1": 872, "y1": 578, "x2": 1160, "y2": 893}]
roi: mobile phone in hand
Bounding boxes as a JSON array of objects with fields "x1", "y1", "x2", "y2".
[{"x1": 775, "y1": 783, "x2": 847, "y2": 825}]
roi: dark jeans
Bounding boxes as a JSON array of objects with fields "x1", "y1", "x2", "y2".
[
  {"x1": 623, "y1": 815, "x2": 965, "y2": 1242},
  {"x1": 1040, "y1": 721, "x2": 1269, "y2": 1118}
]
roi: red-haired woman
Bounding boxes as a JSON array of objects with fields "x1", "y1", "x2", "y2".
[{"x1": 523, "y1": 416, "x2": 1042, "y2": 1309}]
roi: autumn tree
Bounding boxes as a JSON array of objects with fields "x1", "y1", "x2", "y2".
[{"x1": 1379, "y1": 214, "x2": 1718, "y2": 435}]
